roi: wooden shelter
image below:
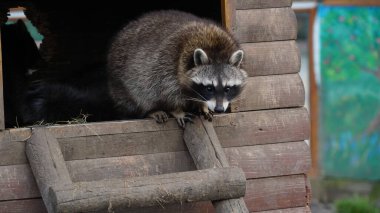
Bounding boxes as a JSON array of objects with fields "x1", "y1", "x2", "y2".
[{"x1": 0, "y1": 0, "x2": 312, "y2": 212}]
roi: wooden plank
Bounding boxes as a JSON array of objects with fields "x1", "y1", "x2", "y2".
[
  {"x1": 255, "y1": 206, "x2": 311, "y2": 213},
  {"x1": 235, "y1": 8, "x2": 297, "y2": 43},
  {"x1": 0, "y1": 199, "x2": 47, "y2": 213},
  {"x1": 231, "y1": 74, "x2": 305, "y2": 112},
  {"x1": 225, "y1": 142, "x2": 311, "y2": 179},
  {"x1": 0, "y1": 175, "x2": 308, "y2": 212},
  {"x1": 236, "y1": 0, "x2": 292, "y2": 9},
  {"x1": 0, "y1": 141, "x2": 310, "y2": 201},
  {"x1": 1, "y1": 107, "x2": 310, "y2": 165},
  {"x1": 242, "y1": 41, "x2": 300, "y2": 76},
  {"x1": 184, "y1": 118, "x2": 249, "y2": 212},
  {"x1": 0, "y1": 164, "x2": 40, "y2": 200},
  {"x1": 0, "y1": 32, "x2": 4, "y2": 130},
  {"x1": 67, "y1": 142, "x2": 310, "y2": 182},
  {"x1": 245, "y1": 175, "x2": 307, "y2": 212}
]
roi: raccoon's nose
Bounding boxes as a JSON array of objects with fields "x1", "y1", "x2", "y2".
[{"x1": 214, "y1": 106, "x2": 224, "y2": 113}]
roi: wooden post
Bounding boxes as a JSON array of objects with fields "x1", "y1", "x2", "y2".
[
  {"x1": 25, "y1": 128, "x2": 72, "y2": 213},
  {"x1": 184, "y1": 117, "x2": 249, "y2": 213}
]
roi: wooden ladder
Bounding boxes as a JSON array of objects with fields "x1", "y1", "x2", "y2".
[{"x1": 26, "y1": 117, "x2": 249, "y2": 213}]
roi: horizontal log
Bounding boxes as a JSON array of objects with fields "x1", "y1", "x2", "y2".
[
  {"x1": 0, "y1": 199, "x2": 47, "y2": 213},
  {"x1": 0, "y1": 142, "x2": 310, "y2": 201},
  {"x1": 0, "y1": 164, "x2": 40, "y2": 200},
  {"x1": 235, "y1": 8, "x2": 297, "y2": 43},
  {"x1": 51, "y1": 167, "x2": 246, "y2": 213},
  {"x1": 0, "y1": 199, "x2": 311, "y2": 213},
  {"x1": 236, "y1": 0, "x2": 292, "y2": 9},
  {"x1": 242, "y1": 41, "x2": 300, "y2": 76},
  {"x1": 0, "y1": 175, "x2": 308, "y2": 212},
  {"x1": 245, "y1": 175, "x2": 307, "y2": 212},
  {"x1": 1, "y1": 107, "x2": 309, "y2": 165},
  {"x1": 231, "y1": 74, "x2": 305, "y2": 112},
  {"x1": 256, "y1": 206, "x2": 311, "y2": 213},
  {"x1": 67, "y1": 142, "x2": 310, "y2": 182}
]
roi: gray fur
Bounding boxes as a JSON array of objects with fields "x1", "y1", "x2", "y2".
[{"x1": 107, "y1": 10, "x2": 247, "y2": 122}]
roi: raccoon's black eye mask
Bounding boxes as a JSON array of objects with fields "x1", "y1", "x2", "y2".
[{"x1": 191, "y1": 83, "x2": 241, "y2": 101}]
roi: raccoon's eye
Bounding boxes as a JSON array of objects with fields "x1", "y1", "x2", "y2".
[
  {"x1": 206, "y1": 86, "x2": 214, "y2": 92},
  {"x1": 224, "y1": 87, "x2": 231, "y2": 93}
]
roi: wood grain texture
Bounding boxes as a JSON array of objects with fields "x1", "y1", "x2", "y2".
[
  {"x1": 236, "y1": 0, "x2": 292, "y2": 9},
  {"x1": 245, "y1": 175, "x2": 307, "y2": 212},
  {"x1": 235, "y1": 8, "x2": 297, "y2": 43},
  {"x1": 0, "y1": 199, "x2": 47, "y2": 213},
  {"x1": 0, "y1": 175, "x2": 309, "y2": 213},
  {"x1": 0, "y1": 164, "x2": 40, "y2": 200},
  {"x1": 0, "y1": 107, "x2": 310, "y2": 165},
  {"x1": 222, "y1": 0, "x2": 237, "y2": 32},
  {"x1": 184, "y1": 118, "x2": 249, "y2": 213},
  {"x1": 255, "y1": 206, "x2": 311, "y2": 213},
  {"x1": 67, "y1": 142, "x2": 310, "y2": 182},
  {"x1": 0, "y1": 141, "x2": 310, "y2": 201},
  {"x1": 231, "y1": 74, "x2": 305, "y2": 112},
  {"x1": 25, "y1": 128, "x2": 72, "y2": 213},
  {"x1": 241, "y1": 41, "x2": 300, "y2": 76},
  {"x1": 51, "y1": 168, "x2": 246, "y2": 213}
]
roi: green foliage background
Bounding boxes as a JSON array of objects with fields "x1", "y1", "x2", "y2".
[{"x1": 319, "y1": 6, "x2": 380, "y2": 180}]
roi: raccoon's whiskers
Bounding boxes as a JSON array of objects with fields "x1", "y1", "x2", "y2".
[{"x1": 183, "y1": 82, "x2": 207, "y2": 101}]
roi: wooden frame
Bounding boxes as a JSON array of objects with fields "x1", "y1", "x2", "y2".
[
  {"x1": 293, "y1": 1, "x2": 319, "y2": 177},
  {"x1": 324, "y1": 0, "x2": 380, "y2": 5}
]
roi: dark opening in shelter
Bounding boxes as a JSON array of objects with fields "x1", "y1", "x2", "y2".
[{"x1": 0, "y1": 0, "x2": 222, "y2": 128}]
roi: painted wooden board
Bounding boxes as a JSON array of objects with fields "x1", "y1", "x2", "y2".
[
  {"x1": 236, "y1": 0, "x2": 293, "y2": 9},
  {"x1": 0, "y1": 107, "x2": 310, "y2": 165},
  {"x1": 231, "y1": 74, "x2": 305, "y2": 112},
  {"x1": 242, "y1": 41, "x2": 300, "y2": 76},
  {"x1": 0, "y1": 175, "x2": 308, "y2": 213},
  {"x1": 235, "y1": 8, "x2": 297, "y2": 43},
  {"x1": 0, "y1": 141, "x2": 310, "y2": 201}
]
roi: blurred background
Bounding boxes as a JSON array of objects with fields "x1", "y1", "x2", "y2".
[{"x1": 293, "y1": 0, "x2": 380, "y2": 212}]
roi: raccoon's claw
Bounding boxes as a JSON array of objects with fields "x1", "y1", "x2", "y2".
[
  {"x1": 176, "y1": 113, "x2": 195, "y2": 128},
  {"x1": 149, "y1": 111, "x2": 169, "y2": 123},
  {"x1": 203, "y1": 111, "x2": 213, "y2": 122}
]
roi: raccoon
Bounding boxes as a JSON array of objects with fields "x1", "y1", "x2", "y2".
[{"x1": 107, "y1": 10, "x2": 247, "y2": 127}]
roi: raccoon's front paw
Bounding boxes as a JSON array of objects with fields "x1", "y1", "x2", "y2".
[
  {"x1": 148, "y1": 111, "x2": 169, "y2": 123},
  {"x1": 201, "y1": 108, "x2": 213, "y2": 121},
  {"x1": 171, "y1": 111, "x2": 195, "y2": 128}
]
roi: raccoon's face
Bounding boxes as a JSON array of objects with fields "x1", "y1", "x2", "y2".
[{"x1": 188, "y1": 48, "x2": 247, "y2": 113}]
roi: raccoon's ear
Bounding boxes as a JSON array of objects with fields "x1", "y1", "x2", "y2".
[
  {"x1": 229, "y1": 50, "x2": 244, "y2": 67},
  {"x1": 194, "y1": 48, "x2": 209, "y2": 66}
]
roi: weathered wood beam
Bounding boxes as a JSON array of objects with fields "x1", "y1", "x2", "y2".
[
  {"x1": 25, "y1": 128, "x2": 72, "y2": 213},
  {"x1": 236, "y1": 0, "x2": 292, "y2": 9},
  {"x1": 50, "y1": 167, "x2": 246, "y2": 213},
  {"x1": 184, "y1": 118, "x2": 249, "y2": 213},
  {"x1": 235, "y1": 8, "x2": 297, "y2": 43},
  {"x1": 242, "y1": 41, "x2": 300, "y2": 76}
]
